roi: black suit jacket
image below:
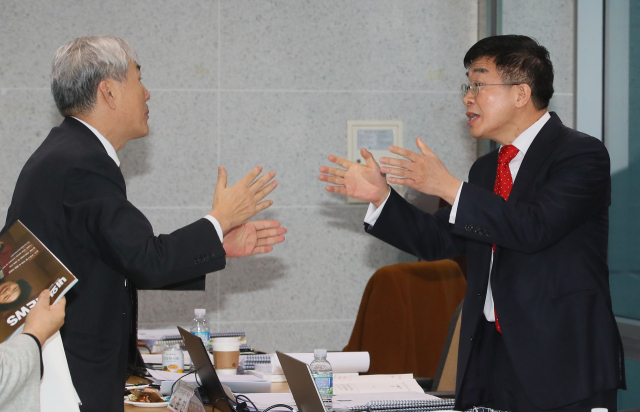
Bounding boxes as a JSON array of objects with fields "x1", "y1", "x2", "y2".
[
  {"x1": 3, "y1": 117, "x2": 226, "y2": 412},
  {"x1": 366, "y1": 113, "x2": 625, "y2": 410}
]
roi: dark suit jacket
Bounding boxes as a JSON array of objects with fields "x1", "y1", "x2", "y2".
[
  {"x1": 3, "y1": 117, "x2": 226, "y2": 412},
  {"x1": 366, "y1": 113, "x2": 625, "y2": 410}
]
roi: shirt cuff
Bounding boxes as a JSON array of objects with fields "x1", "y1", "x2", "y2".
[
  {"x1": 448, "y1": 182, "x2": 464, "y2": 224},
  {"x1": 204, "y1": 215, "x2": 224, "y2": 243},
  {"x1": 22, "y1": 333, "x2": 43, "y2": 378},
  {"x1": 364, "y1": 189, "x2": 392, "y2": 227}
]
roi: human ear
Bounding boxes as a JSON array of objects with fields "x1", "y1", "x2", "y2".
[
  {"x1": 98, "y1": 80, "x2": 117, "y2": 110},
  {"x1": 515, "y1": 84, "x2": 532, "y2": 109}
]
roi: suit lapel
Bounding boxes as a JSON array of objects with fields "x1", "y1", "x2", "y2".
[
  {"x1": 508, "y1": 112, "x2": 563, "y2": 202},
  {"x1": 472, "y1": 149, "x2": 499, "y2": 192},
  {"x1": 483, "y1": 150, "x2": 499, "y2": 191}
]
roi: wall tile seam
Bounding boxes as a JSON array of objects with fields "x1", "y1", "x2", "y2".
[
  {"x1": 217, "y1": 319, "x2": 356, "y2": 324},
  {"x1": 138, "y1": 319, "x2": 355, "y2": 327},
  {"x1": 136, "y1": 205, "x2": 369, "y2": 210},
  {"x1": 0, "y1": 88, "x2": 50, "y2": 92},
  {"x1": 0, "y1": 88, "x2": 458, "y2": 94},
  {"x1": 0, "y1": 88, "x2": 575, "y2": 96},
  {"x1": 0, "y1": 205, "x2": 367, "y2": 210}
]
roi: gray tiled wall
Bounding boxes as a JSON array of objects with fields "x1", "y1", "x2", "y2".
[{"x1": 0, "y1": 0, "x2": 576, "y2": 353}]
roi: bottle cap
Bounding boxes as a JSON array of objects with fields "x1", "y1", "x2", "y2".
[
  {"x1": 591, "y1": 409, "x2": 608, "y2": 412},
  {"x1": 195, "y1": 308, "x2": 206, "y2": 316},
  {"x1": 314, "y1": 349, "x2": 327, "y2": 358}
]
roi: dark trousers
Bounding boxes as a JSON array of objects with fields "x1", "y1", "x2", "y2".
[{"x1": 483, "y1": 321, "x2": 617, "y2": 412}]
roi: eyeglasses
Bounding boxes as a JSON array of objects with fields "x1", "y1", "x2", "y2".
[{"x1": 461, "y1": 81, "x2": 519, "y2": 97}]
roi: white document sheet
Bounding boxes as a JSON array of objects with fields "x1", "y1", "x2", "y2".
[
  {"x1": 40, "y1": 332, "x2": 81, "y2": 412},
  {"x1": 334, "y1": 380, "x2": 423, "y2": 394},
  {"x1": 334, "y1": 373, "x2": 413, "y2": 382},
  {"x1": 333, "y1": 374, "x2": 424, "y2": 394},
  {"x1": 267, "y1": 352, "x2": 370, "y2": 374}
]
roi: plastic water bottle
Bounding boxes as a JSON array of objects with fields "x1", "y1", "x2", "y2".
[
  {"x1": 190, "y1": 308, "x2": 210, "y2": 349},
  {"x1": 310, "y1": 349, "x2": 333, "y2": 407}
]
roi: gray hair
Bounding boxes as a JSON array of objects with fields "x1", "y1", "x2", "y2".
[{"x1": 51, "y1": 36, "x2": 139, "y2": 116}]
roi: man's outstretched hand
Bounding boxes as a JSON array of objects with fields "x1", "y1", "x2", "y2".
[
  {"x1": 319, "y1": 148, "x2": 390, "y2": 207},
  {"x1": 223, "y1": 220, "x2": 287, "y2": 257},
  {"x1": 379, "y1": 137, "x2": 461, "y2": 205},
  {"x1": 209, "y1": 166, "x2": 278, "y2": 234}
]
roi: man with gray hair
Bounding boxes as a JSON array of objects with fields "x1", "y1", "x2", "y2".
[{"x1": 3, "y1": 35, "x2": 286, "y2": 411}]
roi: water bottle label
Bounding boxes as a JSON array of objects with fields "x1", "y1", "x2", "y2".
[
  {"x1": 312, "y1": 375, "x2": 333, "y2": 395},
  {"x1": 192, "y1": 331, "x2": 210, "y2": 347}
]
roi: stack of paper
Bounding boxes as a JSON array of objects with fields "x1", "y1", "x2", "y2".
[{"x1": 146, "y1": 369, "x2": 271, "y2": 394}]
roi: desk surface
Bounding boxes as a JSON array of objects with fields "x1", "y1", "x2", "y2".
[{"x1": 124, "y1": 376, "x2": 289, "y2": 412}]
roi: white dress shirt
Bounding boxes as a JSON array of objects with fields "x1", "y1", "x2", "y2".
[
  {"x1": 72, "y1": 117, "x2": 223, "y2": 243},
  {"x1": 364, "y1": 111, "x2": 551, "y2": 322}
]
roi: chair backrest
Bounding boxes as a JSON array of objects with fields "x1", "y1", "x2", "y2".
[
  {"x1": 432, "y1": 299, "x2": 463, "y2": 392},
  {"x1": 344, "y1": 260, "x2": 466, "y2": 379}
]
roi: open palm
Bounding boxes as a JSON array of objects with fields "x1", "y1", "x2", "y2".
[
  {"x1": 223, "y1": 220, "x2": 286, "y2": 257},
  {"x1": 319, "y1": 148, "x2": 389, "y2": 205}
]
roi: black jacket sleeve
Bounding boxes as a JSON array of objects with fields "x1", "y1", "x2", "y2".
[
  {"x1": 62, "y1": 167, "x2": 226, "y2": 289},
  {"x1": 366, "y1": 188, "x2": 466, "y2": 260}
]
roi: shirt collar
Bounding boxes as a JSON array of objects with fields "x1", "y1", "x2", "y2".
[
  {"x1": 71, "y1": 117, "x2": 120, "y2": 167},
  {"x1": 509, "y1": 111, "x2": 551, "y2": 155}
]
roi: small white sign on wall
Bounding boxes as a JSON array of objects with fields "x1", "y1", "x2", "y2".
[{"x1": 347, "y1": 120, "x2": 403, "y2": 204}]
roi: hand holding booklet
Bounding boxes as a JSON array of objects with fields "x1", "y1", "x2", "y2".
[{"x1": 0, "y1": 220, "x2": 77, "y2": 341}]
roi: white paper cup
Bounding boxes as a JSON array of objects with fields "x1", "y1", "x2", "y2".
[{"x1": 212, "y1": 337, "x2": 240, "y2": 375}]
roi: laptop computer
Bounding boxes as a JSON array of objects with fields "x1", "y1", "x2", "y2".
[
  {"x1": 276, "y1": 351, "x2": 347, "y2": 412},
  {"x1": 178, "y1": 326, "x2": 236, "y2": 412}
]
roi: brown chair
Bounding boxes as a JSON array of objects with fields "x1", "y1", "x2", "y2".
[
  {"x1": 344, "y1": 260, "x2": 466, "y2": 384},
  {"x1": 427, "y1": 299, "x2": 463, "y2": 397}
]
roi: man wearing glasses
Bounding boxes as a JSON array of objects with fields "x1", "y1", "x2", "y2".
[{"x1": 319, "y1": 35, "x2": 624, "y2": 411}]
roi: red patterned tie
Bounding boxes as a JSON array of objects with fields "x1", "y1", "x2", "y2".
[{"x1": 492, "y1": 144, "x2": 519, "y2": 333}]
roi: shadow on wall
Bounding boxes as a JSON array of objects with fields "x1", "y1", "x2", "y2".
[
  {"x1": 318, "y1": 200, "x2": 417, "y2": 267},
  {"x1": 217, "y1": 255, "x2": 287, "y2": 307}
]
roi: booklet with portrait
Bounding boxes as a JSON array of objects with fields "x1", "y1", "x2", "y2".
[{"x1": 0, "y1": 220, "x2": 77, "y2": 341}]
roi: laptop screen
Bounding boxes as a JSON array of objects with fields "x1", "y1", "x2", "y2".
[
  {"x1": 178, "y1": 326, "x2": 235, "y2": 412},
  {"x1": 276, "y1": 351, "x2": 327, "y2": 412}
]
